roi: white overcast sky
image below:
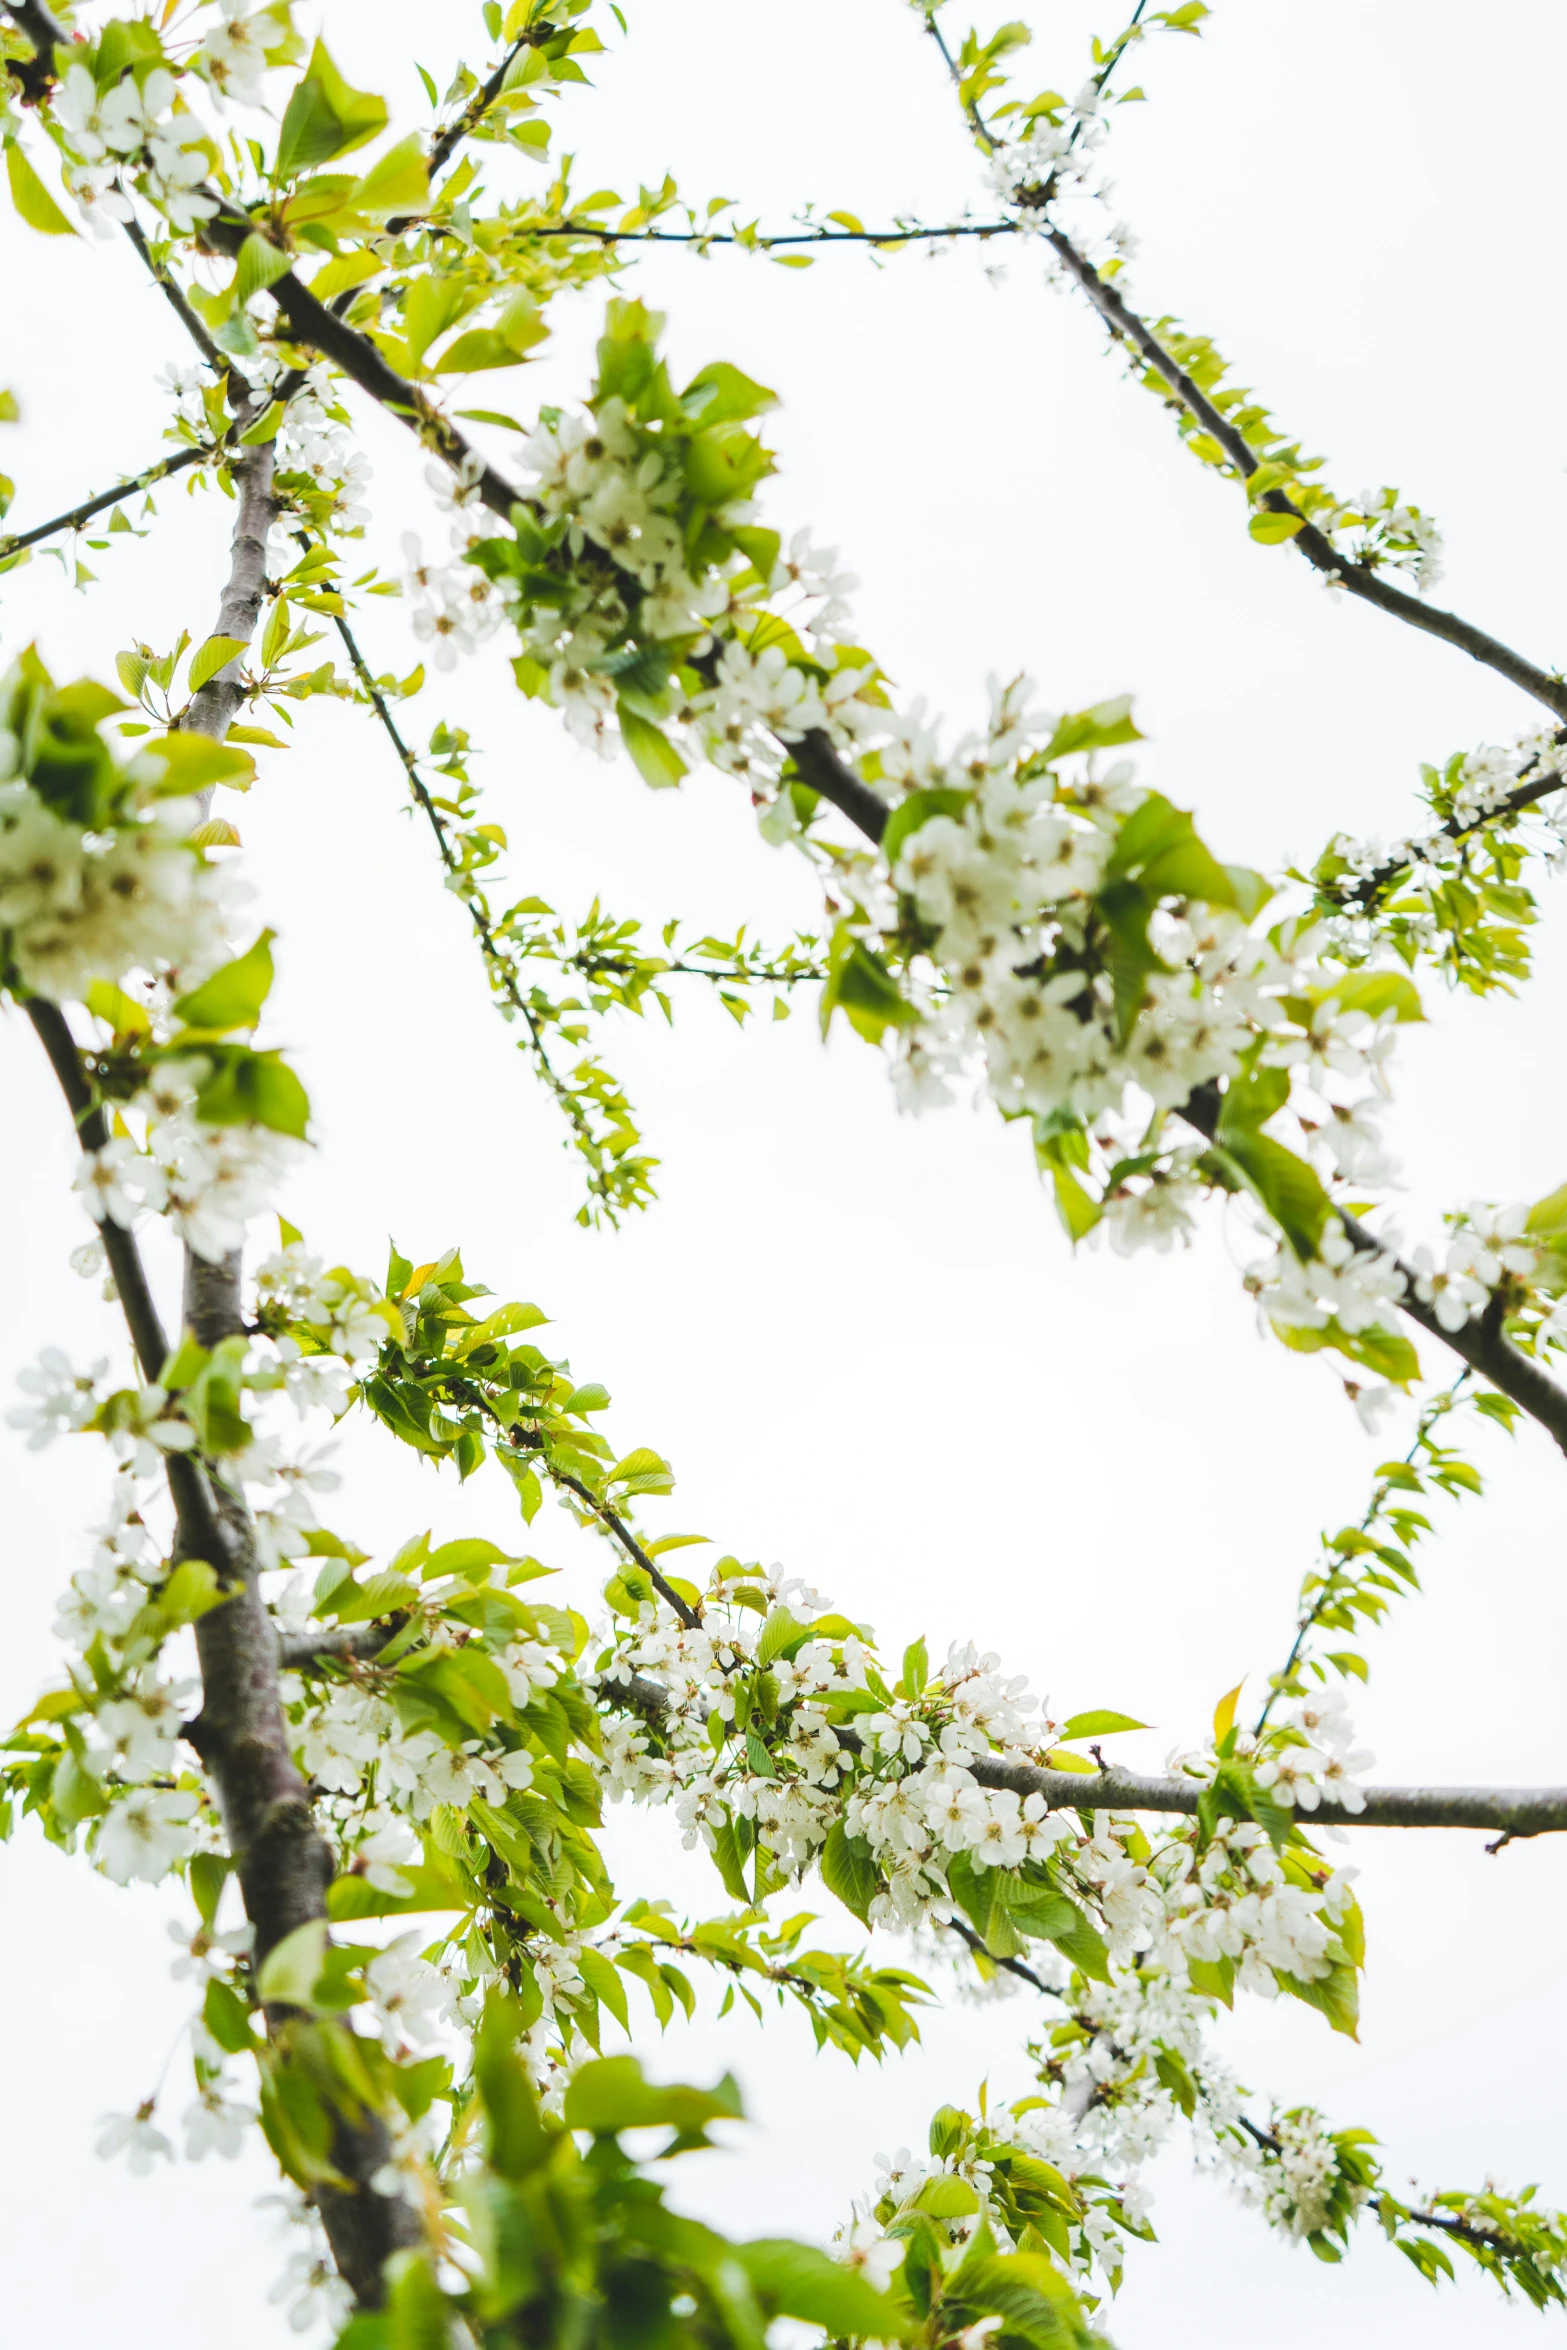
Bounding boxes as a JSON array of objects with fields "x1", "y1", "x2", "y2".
[{"x1": 3, "y1": 3, "x2": 1566, "y2": 2343}]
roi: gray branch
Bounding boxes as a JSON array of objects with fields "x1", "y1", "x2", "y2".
[
  {"x1": 1, "y1": 0, "x2": 67, "y2": 100},
  {"x1": 599, "y1": 1673, "x2": 1567, "y2": 1836},
  {"x1": 278, "y1": 1621, "x2": 407, "y2": 1671},
  {"x1": 184, "y1": 433, "x2": 275, "y2": 742},
  {"x1": 170, "y1": 450, "x2": 420, "y2": 2304},
  {"x1": 1042, "y1": 222, "x2": 1567, "y2": 725}
]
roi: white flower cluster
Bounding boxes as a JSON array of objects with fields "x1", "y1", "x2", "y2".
[
  {"x1": 984, "y1": 84, "x2": 1111, "y2": 222},
  {"x1": 196, "y1": 0, "x2": 291, "y2": 109},
  {"x1": 508, "y1": 399, "x2": 878, "y2": 763},
  {"x1": 72, "y1": 1061, "x2": 302, "y2": 1265},
  {"x1": 402, "y1": 520, "x2": 506, "y2": 672},
  {"x1": 0, "y1": 778, "x2": 239, "y2": 1004},
  {"x1": 254, "y1": 1242, "x2": 392, "y2": 1363},
  {"x1": 269, "y1": 364, "x2": 372, "y2": 539},
  {"x1": 55, "y1": 63, "x2": 215, "y2": 238},
  {"x1": 21, "y1": 1461, "x2": 208, "y2": 1883},
  {"x1": 1239, "y1": 2106, "x2": 1366, "y2": 2242},
  {"x1": 1158, "y1": 1822, "x2": 1359, "y2": 1990},
  {"x1": 1173, "y1": 1687, "x2": 1374, "y2": 1823},
  {"x1": 1348, "y1": 486, "x2": 1445, "y2": 593},
  {"x1": 1322, "y1": 726, "x2": 1567, "y2": 964}
]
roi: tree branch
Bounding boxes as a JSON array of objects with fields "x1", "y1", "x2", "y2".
[
  {"x1": 152, "y1": 427, "x2": 419, "y2": 2303},
  {"x1": 132, "y1": 192, "x2": 1567, "y2": 1459},
  {"x1": 1041, "y1": 223, "x2": 1567, "y2": 722},
  {"x1": 521, "y1": 215, "x2": 1019, "y2": 250},
  {"x1": 279, "y1": 1620, "x2": 407, "y2": 1671},
  {"x1": 426, "y1": 28, "x2": 544, "y2": 185},
  {"x1": 0, "y1": 443, "x2": 210, "y2": 560},
  {"x1": 184, "y1": 438, "x2": 275, "y2": 738},
  {"x1": 1, "y1": 0, "x2": 68, "y2": 100},
  {"x1": 121, "y1": 216, "x2": 229, "y2": 375},
  {"x1": 1172, "y1": 1086, "x2": 1567, "y2": 1454},
  {"x1": 23, "y1": 997, "x2": 172, "y2": 1378},
  {"x1": 317, "y1": 579, "x2": 612, "y2": 1150},
  {"x1": 597, "y1": 1670, "x2": 1567, "y2": 1834}
]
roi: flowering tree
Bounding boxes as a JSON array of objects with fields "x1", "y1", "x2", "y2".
[{"x1": 4, "y1": 0, "x2": 1567, "y2": 2340}]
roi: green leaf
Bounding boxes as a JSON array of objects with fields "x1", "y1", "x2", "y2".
[
  {"x1": 5, "y1": 142, "x2": 75, "y2": 237},
  {"x1": 350, "y1": 134, "x2": 429, "y2": 218},
  {"x1": 1059, "y1": 1710, "x2": 1147, "y2": 1739},
  {"x1": 617, "y1": 703, "x2": 688, "y2": 788},
  {"x1": 235, "y1": 233, "x2": 293, "y2": 305},
  {"x1": 475, "y1": 1997, "x2": 552, "y2": 2176},
  {"x1": 577, "y1": 1946, "x2": 629, "y2": 2032},
  {"x1": 256, "y1": 1918, "x2": 329, "y2": 2007},
  {"x1": 172, "y1": 931, "x2": 275, "y2": 1033},
  {"x1": 421, "y1": 1537, "x2": 528, "y2": 1583},
  {"x1": 191, "y1": 1047, "x2": 311, "y2": 1139},
  {"x1": 736, "y1": 2241, "x2": 914, "y2": 2339},
  {"x1": 1248, "y1": 509, "x2": 1306, "y2": 544},
  {"x1": 1039, "y1": 697, "x2": 1142, "y2": 762},
  {"x1": 1272, "y1": 1315, "x2": 1421, "y2": 1386},
  {"x1": 1316, "y1": 969, "x2": 1424, "y2": 1025},
  {"x1": 1043, "y1": 1902, "x2": 1111, "y2": 1983},
  {"x1": 1526, "y1": 1180, "x2": 1567, "y2": 1241},
  {"x1": 238, "y1": 401, "x2": 286, "y2": 446},
  {"x1": 1211, "y1": 1130, "x2": 1331, "y2": 1262},
  {"x1": 820, "y1": 933, "x2": 918, "y2": 1046},
  {"x1": 1106, "y1": 790, "x2": 1238, "y2": 909},
  {"x1": 1186, "y1": 1952, "x2": 1234, "y2": 2007},
  {"x1": 138, "y1": 732, "x2": 256, "y2": 795},
  {"x1": 1278, "y1": 1957, "x2": 1360, "y2": 2039},
  {"x1": 819, "y1": 1818, "x2": 878, "y2": 1923},
  {"x1": 681, "y1": 360, "x2": 778, "y2": 426},
  {"x1": 384, "y1": 2253, "x2": 451, "y2": 2350},
  {"x1": 203, "y1": 1976, "x2": 258, "y2": 2054},
  {"x1": 914, "y1": 2173, "x2": 982, "y2": 2217},
  {"x1": 562, "y1": 2054, "x2": 742, "y2": 2138},
  {"x1": 188, "y1": 634, "x2": 251, "y2": 693},
  {"x1": 709, "y1": 1814, "x2": 753, "y2": 1903},
  {"x1": 275, "y1": 40, "x2": 388, "y2": 178}
]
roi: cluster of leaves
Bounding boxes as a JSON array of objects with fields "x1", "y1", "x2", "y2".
[
  {"x1": 1307, "y1": 746, "x2": 1559, "y2": 999},
  {"x1": 1132, "y1": 322, "x2": 1440, "y2": 577},
  {"x1": 1237, "y1": 2107, "x2": 1567, "y2": 2305},
  {"x1": 87, "y1": 924, "x2": 312, "y2": 1139},
  {"x1": 1262, "y1": 1378, "x2": 1514, "y2": 1717},
  {"x1": 476, "y1": 298, "x2": 885, "y2": 785},
  {"x1": 881, "y1": 2088, "x2": 1154, "y2": 2303},
  {"x1": 335, "y1": 681, "x2": 825, "y2": 1226},
  {"x1": 329, "y1": 2011, "x2": 1105, "y2": 2350},
  {"x1": 938, "y1": 5, "x2": 1210, "y2": 145},
  {"x1": 1380, "y1": 2181, "x2": 1567, "y2": 2309}
]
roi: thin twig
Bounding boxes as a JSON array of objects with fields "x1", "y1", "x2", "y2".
[
  {"x1": 316, "y1": 575, "x2": 623, "y2": 1163},
  {"x1": 427, "y1": 29, "x2": 543, "y2": 184},
  {"x1": 550, "y1": 1468, "x2": 702, "y2": 1630},
  {"x1": 0, "y1": 443, "x2": 210, "y2": 559},
  {"x1": 23, "y1": 998, "x2": 172, "y2": 1378},
  {"x1": 1041, "y1": 224, "x2": 1567, "y2": 722},
  {"x1": 521, "y1": 216, "x2": 1019, "y2": 249},
  {"x1": 1254, "y1": 1372, "x2": 1471, "y2": 1734},
  {"x1": 121, "y1": 215, "x2": 229, "y2": 375}
]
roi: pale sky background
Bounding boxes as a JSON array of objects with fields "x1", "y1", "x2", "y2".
[{"x1": 3, "y1": 2, "x2": 1566, "y2": 2342}]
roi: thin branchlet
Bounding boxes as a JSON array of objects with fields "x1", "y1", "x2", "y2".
[
  {"x1": 600, "y1": 1668, "x2": 1567, "y2": 1833},
  {"x1": 0, "y1": 444, "x2": 212, "y2": 559},
  {"x1": 1038, "y1": 225, "x2": 1567, "y2": 722}
]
